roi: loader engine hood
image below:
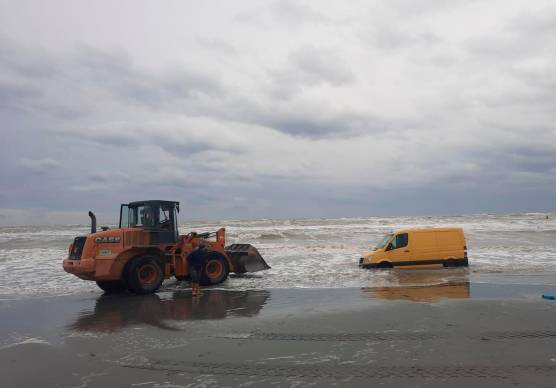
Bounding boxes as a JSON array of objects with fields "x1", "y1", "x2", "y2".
[
  {"x1": 90, "y1": 229, "x2": 123, "y2": 245},
  {"x1": 68, "y1": 229, "x2": 125, "y2": 261}
]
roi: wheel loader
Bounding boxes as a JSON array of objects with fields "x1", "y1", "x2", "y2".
[{"x1": 63, "y1": 200, "x2": 270, "y2": 294}]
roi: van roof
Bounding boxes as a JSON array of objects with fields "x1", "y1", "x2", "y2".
[{"x1": 395, "y1": 227, "x2": 464, "y2": 234}]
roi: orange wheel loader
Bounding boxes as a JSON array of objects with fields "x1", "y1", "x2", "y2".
[{"x1": 63, "y1": 200, "x2": 270, "y2": 294}]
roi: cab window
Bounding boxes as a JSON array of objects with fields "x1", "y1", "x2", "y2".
[
  {"x1": 120, "y1": 205, "x2": 129, "y2": 228},
  {"x1": 130, "y1": 205, "x2": 157, "y2": 228},
  {"x1": 158, "y1": 207, "x2": 172, "y2": 230},
  {"x1": 388, "y1": 233, "x2": 408, "y2": 250}
]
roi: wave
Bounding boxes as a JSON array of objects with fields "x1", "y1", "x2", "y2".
[{"x1": 1, "y1": 212, "x2": 556, "y2": 297}]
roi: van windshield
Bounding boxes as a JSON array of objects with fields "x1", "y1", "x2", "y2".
[{"x1": 375, "y1": 234, "x2": 393, "y2": 249}]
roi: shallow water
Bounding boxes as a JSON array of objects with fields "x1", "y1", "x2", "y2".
[{"x1": 0, "y1": 213, "x2": 555, "y2": 297}]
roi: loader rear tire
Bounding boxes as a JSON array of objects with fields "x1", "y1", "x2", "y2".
[
  {"x1": 125, "y1": 256, "x2": 164, "y2": 294},
  {"x1": 200, "y1": 252, "x2": 229, "y2": 286},
  {"x1": 96, "y1": 280, "x2": 127, "y2": 293}
]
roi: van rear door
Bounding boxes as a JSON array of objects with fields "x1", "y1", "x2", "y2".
[{"x1": 435, "y1": 229, "x2": 465, "y2": 259}]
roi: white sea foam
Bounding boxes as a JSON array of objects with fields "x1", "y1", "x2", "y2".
[
  {"x1": 0, "y1": 336, "x2": 51, "y2": 350},
  {"x1": 1, "y1": 213, "x2": 555, "y2": 297}
]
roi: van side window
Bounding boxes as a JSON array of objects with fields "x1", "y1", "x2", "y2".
[{"x1": 389, "y1": 233, "x2": 408, "y2": 250}]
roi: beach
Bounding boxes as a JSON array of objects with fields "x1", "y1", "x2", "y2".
[
  {"x1": 2, "y1": 213, "x2": 556, "y2": 386},
  {"x1": 2, "y1": 284, "x2": 556, "y2": 387}
]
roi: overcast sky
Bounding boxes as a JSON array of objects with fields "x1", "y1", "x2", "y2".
[{"x1": 0, "y1": 0, "x2": 555, "y2": 225}]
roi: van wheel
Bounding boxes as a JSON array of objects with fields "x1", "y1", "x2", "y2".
[
  {"x1": 125, "y1": 256, "x2": 164, "y2": 294},
  {"x1": 200, "y1": 252, "x2": 229, "y2": 286},
  {"x1": 96, "y1": 280, "x2": 126, "y2": 293},
  {"x1": 444, "y1": 259, "x2": 457, "y2": 268},
  {"x1": 377, "y1": 261, "x2": 393, "y2": 269}
]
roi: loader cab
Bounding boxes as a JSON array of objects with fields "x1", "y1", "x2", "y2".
[{"x1": 119, "y1": 200, "x2": 180, "y2": 244}]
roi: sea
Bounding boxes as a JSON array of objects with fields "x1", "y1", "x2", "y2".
[{"x1": 1, "y1": 213, "x2": 555, "y2": 298}]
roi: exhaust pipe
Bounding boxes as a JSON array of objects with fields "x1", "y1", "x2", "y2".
[{"x1": 88, "y1": 211, "x2": 97, "y2": 234}]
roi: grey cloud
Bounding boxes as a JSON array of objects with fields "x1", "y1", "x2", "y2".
[
  {"x1": 59, "y1": 120, "x2": 249, "y2": 158},
  {"x1": 271, "y1": 0, "x2": 333, "y2": 24},
  {"x1": 252, "y1": 110, "x2": 394, "y2": 138},
  {"x1": 0, "y1": 37, "x2": 224, "y2": 122},
  {"x1": 436, "y1": 143, "x2": 556, "y2": 188},
  {"x1": 371, "y1": 28, "x2": 442, "y2": 51},
  {"x1": 464, "y1": 35, "x2": 542, "y2": 60},
  {"x1": 0, "y1": 81, "x2": 42, "y2": 113},
  {"x1": 1, "y1": 35, "x2": 366, "y2": 141},
  {"x1": 288, "y1": 46, "x2": 356, "y2": 86},
  {"x1": 493, "y1": 147, "x2": 556, "y2": 176},
  {"x1": 196, "y1": 37, "x2": 238, "y2": 56},
  {"x1": 384, "y1": 0, "x2": 479, "y2": 17},
  {"x1": 0, "y1": 35, "x2": 57, "y2": 79},
  {"x1": 508, "y1": 7, "x2": 556, "y2": 35},
  {"x1": 0, "y1": 39, "x2": 88, "y2": 119},
  {"x1": 74, "y1": 45, "x2": 224, "y2": 108},
  {"x1": 1, "y1": 1, "x2": 556, "y2": 223},
  {"x1": 235, "y1": 0, "x2": 333, "y2": 26},
  {"x1": 20, "y1": 157, "x2": 62, "y2": 174},
  {"x1": 88, "y1": 171, "x2": 131, "y2": 183},
  {"x1": 466, "y1": 8, "x2": 556, "y2": 60},
  {"x1": 0, "y1": 79, "x2": 87, "y2": 120}
]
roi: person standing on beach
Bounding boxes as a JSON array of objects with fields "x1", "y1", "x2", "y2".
[{"x1": 187, "y1": 244, "x2": 208, "y2": 296}]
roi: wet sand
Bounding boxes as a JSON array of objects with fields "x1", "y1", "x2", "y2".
[{"x1": 1, "y1": 284, "x2": 556, "y2": 387}]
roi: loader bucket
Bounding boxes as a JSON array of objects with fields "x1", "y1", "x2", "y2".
[{"x1": 226, "y1": 244, "x2": 271, "y2": 274}]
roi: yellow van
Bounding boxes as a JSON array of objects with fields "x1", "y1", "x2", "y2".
[{"x1": 359, "y1": 227, "x2": 468, "y2": 269}]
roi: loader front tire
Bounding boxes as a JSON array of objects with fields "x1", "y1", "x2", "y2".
[
  {"x1": 201, "y1": 252, "x2": 229, "y2": 286},
  {"x1": 125, "y1": 256, "x2": 164, "y2": 294},
  {"x1": 96, "y1": 280, "x2": 127, "y2": 293}
]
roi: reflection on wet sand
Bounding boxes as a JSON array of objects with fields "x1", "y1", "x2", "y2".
[
  {"x1": 70, "y1": 289, "x2": 270, "y2": 333},
  {"x1": 363, "y1": 269, "x2": 470, "y2": 302}
]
